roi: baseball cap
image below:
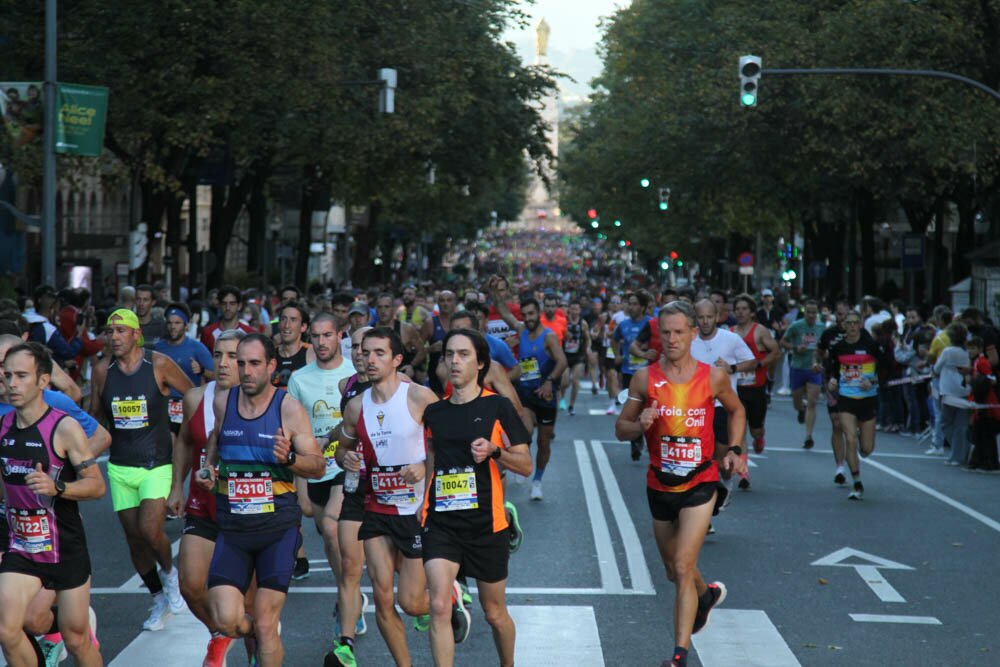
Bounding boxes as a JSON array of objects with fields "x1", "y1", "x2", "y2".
[
  {"x1": 761, "y1": 288, "x2": 774, "y2": 297},
  {"x1": 107, "y1": 308, "x2": 145, "y2": 346},
  {"x1": 348, "y1": 302, "x2": 369, "y2": 317}
]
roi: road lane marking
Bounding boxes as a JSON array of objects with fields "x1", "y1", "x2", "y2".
[
  {"x1": 765, "y1": 446, "x2": 938, "y2": 460},
  {"x1": 512, "y1": 605, "x2": 604, "y2": 666},
  {"x1": 849, "y1": 613, "x2": 941, "y2": 625},
  {"x1": 118, "y1": 539, "x2": 182, "y2": 590},
  {"x1": 574, "y1": 439, "x2": 623, "y2": 593},
  {"x1": 589, "y1": 408, "x2": 610, "y2": 416},
  {"x1": 92, "y1": 585, "x2": 610, "y2": 596},
  {"x1": 109, "y1": 608, "x2": 210, "y2": 666},
  {"x1": 589, "y1": 440, "x2": 655, "y2": 595},
  {"x1": 812, "y1": 547, "x2": 912, "y2": 603},
  {"x1": 692, "y1": 609, "x2": 801, "y2": 667}
]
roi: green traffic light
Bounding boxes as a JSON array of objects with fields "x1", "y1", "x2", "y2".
[
  {"x1": 676, "y1": 259, "x2": 683, "y2": 267},
  {"x1": 614, "y1": 220, "x2": 621, "y2": 227},
  {"x1": 660, "y1": 260, "x2": 669, "y2": 270},
  {"x1": 659, "y1": 202, "x2": 668, "y2": 211},
  {"x1": 741, "y1": 93, "x2": 756, "y2": 106},
  {"x1": 640, "y1": 178, "x2": 650, "y2": 188},
  {"x1": 590, "y1": 220, "x2": 599, "y2": 228}
]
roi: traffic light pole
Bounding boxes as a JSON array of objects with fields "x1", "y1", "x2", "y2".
[{"x1": 763, "y1": 67, "x2": 1000, "y2": 104}]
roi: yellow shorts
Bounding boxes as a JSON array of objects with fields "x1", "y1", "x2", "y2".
[{"x1": 107, "y1": 463, "x2": 173, "y2": 511}]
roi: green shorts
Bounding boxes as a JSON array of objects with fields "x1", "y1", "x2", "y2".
[{"x1": 107, "y1": 463, "x2": 173, "y2": 511}]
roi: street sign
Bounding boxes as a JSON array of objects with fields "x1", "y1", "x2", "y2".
[
  {"x1": 739, "y1": 266, "x2": 754, "y2": 275},
  {"x1": 738, "y1": 251, "x2": 754, "y2": 266}
]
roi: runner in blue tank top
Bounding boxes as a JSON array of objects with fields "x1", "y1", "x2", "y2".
[
  {"x1": 197, "y1": 333, "x2": 324, "y2": 666},
  {"x1": 490, "y1": 283, "x2": 568, "y2": 502}
]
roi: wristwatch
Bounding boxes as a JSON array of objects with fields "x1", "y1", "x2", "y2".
[
  {"x1": 283, "y1": 450, "x2": 297, "y2": 467},
  {"x1": 729, "y1": 364, "x2": 737, "y2": 374},
  {"x1": 54, "y1": 480, "x2": 66, "y2": 497},
  {"x1": 491, "y1": 447, "x2": 503, "y2": 460}
]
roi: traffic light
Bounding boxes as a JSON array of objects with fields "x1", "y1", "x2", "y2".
[
  {"x1": 640, "y1": 178, "x2": 651, "y2": 188},
  {"x1": 739, "y1": 55, "x2": 762, "y2": 107},
  {"x1": 590, "y1": 220, "x2": 599, "y2": 229},
  {"x1": 614, "y1": 219, "x2": 621, "y2": 227},
  {"x1": 658, "y1": 187, "x2": 671, "y2": 211},
  {"x1": 587, "y1": 208, "x2": 598, "y2": 219},
  {"x1": 676, "y1": 259, "x2": 684, "y2": 267},
  {"x1": 669, "y1": 250, "x2": 679, "y2": 260},
  {"x1": 660, "y1": 260, "x2": 669, "y2": 270}
]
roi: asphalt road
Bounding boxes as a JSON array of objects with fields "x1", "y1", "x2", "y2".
[{"x1": 19, "y1": 381, "x2": 1000, "y2": 666}]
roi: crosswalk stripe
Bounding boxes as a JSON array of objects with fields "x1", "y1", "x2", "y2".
[
  {"x1": 693, "y1": 609, "x2": 801, "y2": 666},
  {"x1": 109, "y1": 609, "x2": 210, "y2": 666},
  {"x1": 574, "y1": 440, "x2": 624, "y2": 593},
  {"x1": 512, "y1": 605, "x2": 604, "y2": 666}
]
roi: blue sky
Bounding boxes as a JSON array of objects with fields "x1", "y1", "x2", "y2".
[{"x1": 503, "y1": 0, "x2": 631, "y2": 105}]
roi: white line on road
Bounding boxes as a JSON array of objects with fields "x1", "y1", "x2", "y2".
[
  {"x1": 574, "y1": 439, "x2": 623, "y2": 593},
  {"x1": 589, "y1": 408, "x2": 611, "y2": 416},
  {"x1": 589, "y1": 440, "x2": 655, "y2": 595},
  {"x1": 849, "y1": 613, "x2": 942, "y2": 625},
  {"x1": 853, "y1": 564, "x2": 906, "y2": 603},
  {"x1": 109, "y1": 609, "x2": 210, "y2": 666},
  {"x1": 861, "y1": 457, "x2": 1000, "y2": 534},
  {"x1": 512, "y1": 605, "x2": 605, "y2": 666},
  {"x1": 764, "y1": 446, "x2": 938, "y2": 460},
  {"x1": 92, "y1": 585, "x2": 611, "y2": 596},
  {"x1": 692, "y1": 609, "x2": 802, "y2": 667}
]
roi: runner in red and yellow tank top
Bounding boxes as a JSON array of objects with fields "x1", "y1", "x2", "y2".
[
  {"x1": 732, "y1": 295, "x2": 780, "y2": 468},
  {"x1": 615, "y1": 301, "x2": 747, "y2": 667}
]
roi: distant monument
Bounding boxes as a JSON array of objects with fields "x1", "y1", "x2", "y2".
[{"x1": 535, "y1": 18, "x2": 550, "y2": 59}]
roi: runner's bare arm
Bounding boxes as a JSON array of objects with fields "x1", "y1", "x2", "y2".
[
  {"x1": 489, "y1": 286, "x2": 525, "y2": 333},
  {"x1": 279, "y1": 395, "x2": 326, "y2": 479},
  {"x1": 153, "y1": 351, "x2": 195, "y2": 396},
  {"x1": 168, "y1": 386, "x2": 205, "y2": 515},
  {"x1": 711, "y1": 367, "x2": 747, "y2": 474},
  {"x1": 486, "y1": 362, "x2": 526, "y2": 418},
  {"x1": 39, "y1": 417, "x2": 106, "y2": 501},
  {"x1": 47, "y1": 363, "x2": 81, "y2": 404},
  {"x1": 88, "y1": 422, "x2": 111, "y2": 457},
  {"x1": 614, "y1": 368, "x2": 650, "y2": 441},
  {"x1": 407, "y1": 323, "x2": 428, "y2": 370},
  {"x1": 87, "y1": 358, "x2": 107, "y2": 424},
  {"x1": 757, "y1": 327, "x2": 781, "y2": 367},
  {"x1": 545, "y1": 331, "x2": 568, "y2": 382},
  {"x1": 335, "y1": 395, "x2": 362, "y2": 469}
]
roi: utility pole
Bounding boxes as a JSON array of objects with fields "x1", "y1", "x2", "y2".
[{"x1": 42, "y1": 0, "x2": 57, "y2": 286}]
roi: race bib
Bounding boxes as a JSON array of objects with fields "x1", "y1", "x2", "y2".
[
  {"x1": 370, "y1": 466, "x2": 417, "y2": 507},
  {"x1": 736, "y1": 371, "x2": 757, "y2": 386},
  {"x1": 660, "y1": 436, "x2": 703, "y2": 476},
  {"x1": 9, "y1": 507, "x2": 53, "y2": 554},
  {"x1": 111, "y1": 399, "x2": 148, "y2": 429},
  {"x1": 168, "y1": 399, "x2": 184, "y2": 425},
  {"x1": 519, "y1": 357, "x2": 541, "y2": 381},
  {"x1": 323, "y1": 439, "x2": 339, "y2": 476},
  {"x1": 629, "y1": 353, "x2": 649, "y2": 369},
  {"x1": 803, "y1": 333, "x2": 818, "y2": 350},
  {"x1": 434, "y1": 468, "x2": 479, "y2": 512},
  {"x1": 227, "y1": 472, "x2": 275, "y2": 515},
  {"x1": 565, "y1": 339, "x2": 580, "y2": 355},
  {"x1": 605, "y1": 346, "x2": 615, "y2": 359}
]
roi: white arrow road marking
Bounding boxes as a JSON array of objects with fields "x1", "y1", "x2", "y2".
[
  {"x1": 849, "y1": 614, "x2": 942, "y2": 625},
  {"x1": 812, "y1": 547, "x2": 913, "y2": 603}
]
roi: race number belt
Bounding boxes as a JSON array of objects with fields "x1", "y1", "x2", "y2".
[
  {"x1": 227, "y1": 472, "x2": 275, "y2": 515},
  {"x1": 434, "y1": 467, "x2": 478, "y2": 511},
  {"x1": 111, "y1": 399, "x2": 149, "y2": 429},
  {"x1": 370, "y1": 465, "x2": 417, "y2": 507},
  {"x1": 168, "y1": 399, "x2": 183, "y2": 425},
  {"x1": 660, "y1": 435, "x2": 703, "y2": 476},
  {"x1": 519, "y1": 357, "x2": 541, "y2": 381},
  {"x1": 9, "y1": 507, "x2": 53, "y2": 554}
]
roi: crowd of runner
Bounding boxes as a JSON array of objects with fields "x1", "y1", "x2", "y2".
[{"x1": 0, "y1": 272, "x2": 997, "y2": 667}]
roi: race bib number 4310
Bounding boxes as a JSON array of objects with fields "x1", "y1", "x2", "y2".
[{"x1": 227, "y1": 472, "x2": 275, "y2": 515}]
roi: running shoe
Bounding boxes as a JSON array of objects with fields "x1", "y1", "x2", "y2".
[
  {"x1": 848, "y1": 481, "x2": 864, "y2": 500},
  {"x1": 591, "y1": 384, "x2": 598, "y2": 395},
  {"x1": 630, "y1": 439, "x2": 642, "y2": 461},
  {"x1": 459, "y1": 580, "x2": 473, "y2": 607},
  {"x1": 412, "y1": 614, "x2": 430, "y2": 632},
  {"x1": 292, "y1": 557, "x2": 310, "y2": 580},
  {"x1": 451, "y1": 581, "x2": 471, "y2": 644},
  {"x1": 325, "y1": 641, "x2": 357, "y2": 667},
  {"x1": 39, "y1": 637, "x2": 65, "y2": 667},
  {"x1": 692, "y1": 581, "x2": 727, "y2": 634},
  {"x1": 834, "y1": 472, "x2": 846, "y2": 485},
  {"x1": 530, "y1": 480, "x2": 543, "y2": 501},
  {"x1": 605, "y1": 404, "x2": 617, "y2": 415},
  {"x1": 568, "y1": 405, "x2": 575, "y2": 416},
  {"x1": 797, "y1": 408, "x2": 805, "y2": 424},
  {"x1": 559, "y1": 399, "x2": 567, "y2": 411},
  {"x1": 357, "y1": 592, "x2": 369, "y2": 635},
  {"x1": 706, "y1": 523, "x2": 715, "y2": 535},
  {"x1": 777, "y1": 387, "x2": 791, "y2": 396},
  {"x1": 142, "y1": 594, "x2": 171, "y2": 631},
  {"x1": 203, "y1": 634, "x2": 233, "y2": 667},
  {"x1": 752, "y1": 437, "x2": 765, "y2": 454},
  {"x1": 803, "y1": 436, "x2": 814, "y2": 450},
  {"x1": 924, "y1": 447, "x2": 944, "y2": 456},
  {"x1": 506, "y1": 501, "x2": 524, "y2": 553},
  {"x1": 162, "y1": 567, "x2": 187, "y2": 614},
  {"x1": 737, "y1": 474, "x2": 750, "y2": 491}
]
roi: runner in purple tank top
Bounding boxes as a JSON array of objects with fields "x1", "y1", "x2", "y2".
[{"x1": 0, "y1": 343, "x2": 105, "y2": 667}]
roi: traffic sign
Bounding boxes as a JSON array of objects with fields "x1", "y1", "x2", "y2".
[
  {"x1": 739, "y1": 266, "x2": 755, "y2": 275},
  {"x1": 738, "y1": 251, "x2": 754, "y2": 267}
]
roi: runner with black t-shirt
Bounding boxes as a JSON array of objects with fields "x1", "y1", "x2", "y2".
[{"x1": 421, "y1": 329, "x2": 532, "y2": 667}]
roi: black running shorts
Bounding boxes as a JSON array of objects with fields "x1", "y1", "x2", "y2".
[
  {"x1": 838, "y1": 396, "x2": 878, "y2": 422},
  {"x1": 182, "y1": 514, "x2": 219, "y2": 542},
  {"x1": 737, "y1": 386, "x2": 767, "y2": 430},
  {"x1": 358, "y1": 511, "x2": 423, "y2": 559},
  {"x1": 422, "y1": 521, "x2": 509, "y2": 584},
  {"x1": 0, "y1": 552, "x2": 91, "y2": 591},
  {"x1": 646, "y1": 482, "x2": 717, "y2": 523}
]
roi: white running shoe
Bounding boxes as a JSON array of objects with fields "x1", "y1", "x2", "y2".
[
  {"x1": 161, "y1": 567, "x2": 187, "y2": 614},
  {"x1": 143, "y1": 594, "x2": 172, "y2": 631},
  {"x1": 924, "y1": 447, "x2": 944, "y2": 456},
  {"x1": 530, "y1": 480, "x2": 543, "y2": 501}
]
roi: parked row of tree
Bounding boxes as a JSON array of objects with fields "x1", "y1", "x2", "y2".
[
  {"x1": 559, "y1": 0, "x2": 1000, "y2": 301},
  {"x1": 1, "y1": 1, "x2": 556, "y2": 288}
]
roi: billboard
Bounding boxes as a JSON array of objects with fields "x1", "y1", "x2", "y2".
[{"x1": 1, "y1": 82, "x2": 108, "y2": 156}]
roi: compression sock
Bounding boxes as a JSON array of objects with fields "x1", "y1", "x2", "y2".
[
  {"x1": 339, "y1": 636, "x2": 354, "y2": 650},
  {"x1": 141, "y1": 568, "x2": 164, "y2": 595},
  {"x1": 671, "y1": 646, "x2": 688, "y2": 666},
  {"x1": 533, "y1": 466, "x2": 545, "y2": 482}
]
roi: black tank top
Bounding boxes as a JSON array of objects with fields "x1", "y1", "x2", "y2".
[
  {"x1": 272, "y1": 344, "x2": 309, "y2": 388},
  {"x1": 393, "y1": 321, "x2": 417, "y2": 366},
  {"x1": 101, "y1": 349, "x2": 172, "y2": 468}
]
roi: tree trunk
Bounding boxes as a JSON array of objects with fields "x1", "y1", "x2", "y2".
[
  {"x1": 953, "y1": 198, "x2": 976, "y2": 281},
  {"x1": 932, "y1": 198, "x2": 946, "y2": 303},
  {"x1": 350, "y1": 201, "x2": 377, "y2": 286},
  {"x1": 247, "y1": 175, "x2": 267, "y2": 281},
  {"x1": 208, "y1": 172, "x2": 255, "y2": 288},
  {"x1": 165, "y1": 193, "x2": 184, "y2": 299},
  {"x1": 295, "y1": 165, "x2": 320, "y2": 291},
  {"x1": 137, "y1": 183, "x2": 168, "y2": 284}
]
